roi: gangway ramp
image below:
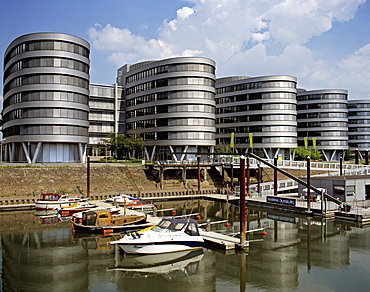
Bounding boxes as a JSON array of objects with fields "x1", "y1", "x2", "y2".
[
  {"x1": 218, "y1": 157, "x2": 370, "y2": 174},
  {"x1": 247, "y1": 153, "x2": 347, "y2": 210}
]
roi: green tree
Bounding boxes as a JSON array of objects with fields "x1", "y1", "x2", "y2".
[
  {"x1": 344, "y1": 148, "x2": 353, "y2": 161},
  {"x1": 123, "y1": 132, "x2": 144, "y2": 158},
  {"x1": 215, "y1": 143, "x2": 232, "y2": 154},
  {"x1": 310, "y1": 149, "x2": 323, "y2": 160},
  {"x1": 99, "y1": 133, "x2": 126, "y2": 159},
  {"x1": 294, "y1": 147, "x2": 323, "y2": 160},
  {"x1": 294, "y1": 147, "x2": 311, "y2": 160}
]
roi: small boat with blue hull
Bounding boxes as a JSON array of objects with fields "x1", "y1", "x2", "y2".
[
  {"x1": 110, "y1": 218, "x2": 204, "y2": 254},
  {"x1": 106, "y1": 194, "x2": 155, "y2": 211}
]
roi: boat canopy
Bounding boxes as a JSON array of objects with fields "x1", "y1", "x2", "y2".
[
  {"x1": 40, "y1": 193, "x2": 65, "y2": 201},
  {"x1": 156, "y1": 218, "x2": 200, "y2": 236}
]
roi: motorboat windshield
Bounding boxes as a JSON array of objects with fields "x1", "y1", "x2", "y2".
[{"x1": 152, "y1": 218, "x2": 200, "y2": 236}]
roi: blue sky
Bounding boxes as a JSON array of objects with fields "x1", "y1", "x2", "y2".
[{"x1": 1, "y1": 0, "x2": 370, "y2": 111}]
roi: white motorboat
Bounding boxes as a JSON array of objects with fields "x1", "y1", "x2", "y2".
[
  {"x1": 105, "y1": 194, "x2": 135, "y2": 204},
  {"x1": 110, "y1": 218, "x2": 204, "y2": 254},
  {"x1": 35, "y1": 193, "x2": 80, "y2": 210},
  {"x1": 106, "y1": 194, "x2": 155, "y2": 211}
]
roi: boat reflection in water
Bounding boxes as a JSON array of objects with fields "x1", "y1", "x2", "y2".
[
  {"x1": 34, "y1": 212, "x2": 70, "y2": 224},
  {"x1": 108, "y1": 249, "x2": 204, "y2": 280}
]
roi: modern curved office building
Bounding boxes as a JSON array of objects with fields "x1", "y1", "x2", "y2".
[
  {"x1": 297, "y1": 89, "x2": 348, "y2": 161},
  {"x1": 117, "y1": 57, "x2": 216, "y2": 161},
  {"x1": 215, "y1": 75, "x2": 298, "y2": 159},
  {"x1": 2, "y1": 32, "x2": 90, "y2": 163},
  {"x1": 348, "y1": 99, "x2": 370, "y2": 153}
]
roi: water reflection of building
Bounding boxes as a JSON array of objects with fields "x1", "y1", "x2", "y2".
[
  {"x1": 210, "y1": 215, "x2": 353, "y2": 291},
  {"x1": 1, "y1": 229, "x2": 88, "y2": 291},
  {"x1": 297, "y1": 218, "x2": 350, "y2": 269},
  {"x1": 0, "y1": 204, "x2": 366, "y2": 291}
]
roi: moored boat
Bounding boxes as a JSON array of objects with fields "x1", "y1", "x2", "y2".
[
  {"x1": 117, "y1": 198, "x2": 155, "y2": 211},
  {"x1": 105, "y1": 194, "x2": 135, "y2": 203},
  {"x1": 110, "y1": 218, "x2": 204, "y2": 254},
  {"x1": 57, "y1": 200, "x2": 97, "y2": 216},
  {"x1": 106, "y1": 194, "x2": 155, "y2": 211},
  {"x1": 72, "y1": 206, "x2": 121, "y2": 224},
  {"x1": 35, "y1": 193, "x2": 80, "y2": 210},
  {"x1": 72, "y1": 208, "x2": 150, "y2": 233}
]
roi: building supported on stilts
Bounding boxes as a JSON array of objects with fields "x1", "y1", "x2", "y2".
[{"x1": 116, "y1": 57, "x2": 217, "y2": 162}]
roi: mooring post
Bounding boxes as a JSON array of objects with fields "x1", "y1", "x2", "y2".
[
  {"x1": 240, "y1": 253, "x2": 247, "y2": 291},
  {"x1": 231, "y1": 163, "x2": 234, "y2": 191},
  {"x1": 182, "y1": 165, "x2": 187, "y2": 188},
  {"x1": 307, "y1": 156, "x2": 311, "y2": 213},
  {"x1": 197, "y1": 155, "x2": 201, "y2": 194},
  {"x1": 160, "y1": 165, "x2": 164, "y2": 189},
  {"x1": 206, "y1": 219, "x2": 211, "y2": 232},
  {"x1": 221, "y1": 163, "x2": 225, "y2": 192},
  {"x1": 86, "y1": 156, "x2": 90, "y2": 198},
  {"x1": 246, "y1": 156, "x2": 250, "y2": 197},
  {"x1": 240, "y1": 156, "x2": 246, "y2": 247},
  {"x1": 307, "y1": 217, "x2": 312, "y2": 272},
  {"x1": 257, "y1": 163, "x2": 261, "y2": 195},
  {"x1": 321, "y1": 189, "x2": 324, "y2": 215},
  {"x1": 274, "y1": 157, "x2": 278, "y2": 196}
]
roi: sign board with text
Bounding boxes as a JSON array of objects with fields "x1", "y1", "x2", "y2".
[{"x1": 266, "y1": 196, "x2": 296, "y2": 206}]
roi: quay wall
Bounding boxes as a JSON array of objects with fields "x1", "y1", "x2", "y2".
[
  {"x1": 0, "y1": 164, "x2": 316, "y2": 206},
  {"x1": 0, "y1": 165, "x2": 219, "y2": 205}
]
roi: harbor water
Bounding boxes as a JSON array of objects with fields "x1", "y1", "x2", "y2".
[{"x1": 0, "y1": 200, "x2": 369, "y2": 291}]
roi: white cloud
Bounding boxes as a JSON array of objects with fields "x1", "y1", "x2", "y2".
[
  {"x1": 88, "y1": 24, "x2": 174, "y2": 63},
  {"x1": 177, "y1": 6, "x2": 195, "y2": 21},
  {"x1": 87, "y1": 0, "x2": 368, "y2": 98},
  {"x1": 334, "y1": 44, "x2": 370, "y2": 97}
]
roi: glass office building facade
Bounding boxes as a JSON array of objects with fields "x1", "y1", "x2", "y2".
[
  {"x1": 297, "y1": 89, "x2": 348, "y2": 161},
  {"x1": 216, "y1": 76, "x2": 298, "y2": 159},
  {"x1": 2, "y1": 33, "x2": 368, "y2": 163},
  {"x1": 117, "y1": 57, "x2": 216, "y2": 161},
  {"x1": 348, "y1": 100, "x2": 370, "y2": 152},
  {"x1": 2, "y1": 33, "x2": 90, "y2": 162}
]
